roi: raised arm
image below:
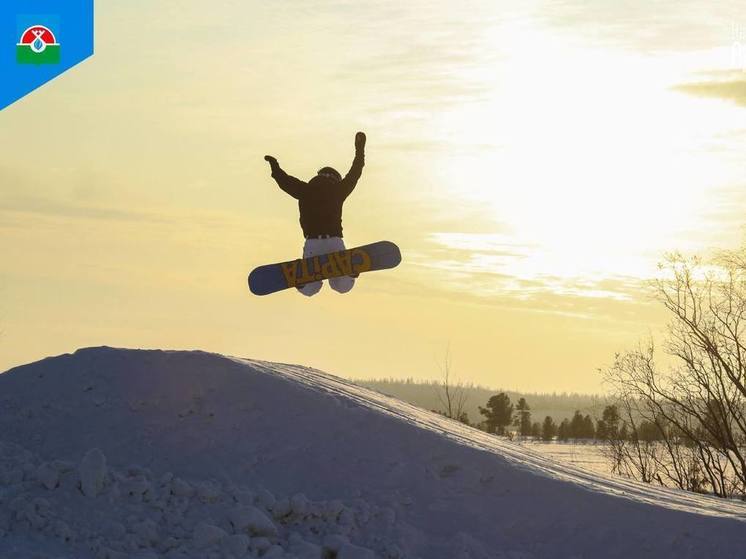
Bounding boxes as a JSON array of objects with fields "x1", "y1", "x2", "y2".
[
  {"x1": 264, "y1": 155, "x2": 306, "y2": 199},
  {"x1": 339, "y1": 132, "x2": 366, "y2": 199}
]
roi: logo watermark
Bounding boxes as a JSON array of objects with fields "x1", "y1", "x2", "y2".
[
  {"x1": 17, "y1": 25, "x2": 61, "y2": 65},
  {"x1": 1, "y1": 1, "x2": 93, "y2": 111}
]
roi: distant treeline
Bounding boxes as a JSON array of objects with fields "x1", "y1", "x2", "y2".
[
  {"x1": 357, "y1": 379, "x2": 661, "y2": 444},
  {"x1": 356, "y1": 378, "x2": 606, "y2": 425},
  {"x1": 473, "y1": 394, "x2": 632, "y2": 443}
]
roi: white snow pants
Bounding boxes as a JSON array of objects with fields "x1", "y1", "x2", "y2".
[{"x1": 297, "y1": 236, "x2": 356, "y2": 297}]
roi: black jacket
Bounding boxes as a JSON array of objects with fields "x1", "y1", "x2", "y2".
[{"x1": 271, "y1": 149, "x2": 364, "y2": 238}]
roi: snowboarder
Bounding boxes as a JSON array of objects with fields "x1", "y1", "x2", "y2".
[{"x1": 264, "y1": 131, "x2": 366, "y2": 296}]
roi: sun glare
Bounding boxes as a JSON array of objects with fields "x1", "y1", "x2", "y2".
[{"x1": 427, "y1": 21, "x2": 746, "y2": 296}]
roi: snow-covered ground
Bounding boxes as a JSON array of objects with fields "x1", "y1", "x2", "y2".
[
  {"x1": 1, "y1": 347, "x2": 745, "y2": 559},
  {"x1": 520, "y1": 442, "x2": 610, "y2": 476}
]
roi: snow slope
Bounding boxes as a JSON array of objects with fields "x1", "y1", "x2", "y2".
[{"x1": 1, "y1": 347, "x2": 745, "y2": 559}]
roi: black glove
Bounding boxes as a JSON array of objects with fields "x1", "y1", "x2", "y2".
[
  {"x1": 355, "y1": 132, "x2": 366, "y2": 151},
  {"x1": 264, "y1": 155, "x2": 280, "y2": 174}
]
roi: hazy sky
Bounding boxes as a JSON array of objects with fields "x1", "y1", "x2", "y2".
[{"x1": 2, "y1": 0, "x2": 746, "y2": 392}]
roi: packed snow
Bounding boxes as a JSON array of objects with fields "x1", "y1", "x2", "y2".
[{"x1": 0, "y1": 347, "x2": 745, "y2": 559}]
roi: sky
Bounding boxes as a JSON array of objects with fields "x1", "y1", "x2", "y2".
[{"x1": 2, "y1": 0, "x2": 746, "y2": 392}]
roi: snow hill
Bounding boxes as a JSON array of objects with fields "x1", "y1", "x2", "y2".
[{"x1": 1, "y1": 348, "x2": 745, "y2": 559}]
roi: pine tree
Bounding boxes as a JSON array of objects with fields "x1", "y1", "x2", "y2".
[
  {"x1": 583, "y1": 414, "x2": 595, "y2": 439},
  {"x1": 569, "y1": 410, "x2": 585, "y2": 439},
  {"x1": 557, "y1": 418, "x2": 570, "y2": 441},
  {"x1": 515, "y1": 397, "x2": 532, "y2": 437},
  {"x1": 541, "y1": 416, "x2": 557, "y2": 441},
  {"x1": 479, "y1": 393, "x2": 514, "y2": 435},
  {"x1": 531, "y1": 422, "x2": 541, "y2": 438},
  {"x1": 596, "y1": 404, "x2": 620, "y2": 440}
]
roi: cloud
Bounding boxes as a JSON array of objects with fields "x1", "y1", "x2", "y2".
[
  {"x1": 0, "y1": 193, "x2": 169, "y2": 225},
  {"x1": 538, "y1": 0, "x2": 739, "y2": 53},
  {"x1": 325, "y1": 0, "x2": 499, "y2": 113},
  {"x1": 419, "y1": 232, "x2": 646, "y2": 306},
  {"x1": 674, "y1": 79, "x2": 746, "y2": 107},
  {"x1": 373, "y1": 257, "x2": 649, "y2": 323}
]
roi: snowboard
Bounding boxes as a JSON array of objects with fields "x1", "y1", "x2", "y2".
[{"x1": 248, "y1": 240, "x2": 401, "y2": 296}]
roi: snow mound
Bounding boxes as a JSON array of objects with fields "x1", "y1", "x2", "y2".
[{"x1": 0, "y1": 347, "x2": 745, "y2": 559}]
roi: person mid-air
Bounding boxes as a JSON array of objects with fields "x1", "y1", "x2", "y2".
[{"x1": 264, "y1": 131, "x2": 366, "y2": 296}]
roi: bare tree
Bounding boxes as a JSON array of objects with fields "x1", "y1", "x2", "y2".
[
  {"x1": 434, "y1": 346, "x2": 469, "y2": 423},
  {"x1": 602, "y1": 249, "x2": 746, "y2": 498}
]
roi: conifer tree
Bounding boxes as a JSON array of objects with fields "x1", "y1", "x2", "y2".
[
  {"x1": 569, "y1": 410, "x2": 585, "y2": 439},
  {"x1": 583, "y1": 414, "x2": 595, "y2": 439},
  {"x1": 479, "y1": 393, "x2": 513, "y2": 435},
  {"x1": 541, "y1": 416, "x2": 557, "y2": 441},
  {"x1": 515, "y1": 397, "x2": 532, "y2": 437},
  {"x1": 557, "y1": 418, "x2": 570, "y2": 441},
  {"x1": 596, "y1": 404, "x2": 620, "y2": 440},
  {"x1": 531, "y1": 422, "x2": 541, "y2": 438}
]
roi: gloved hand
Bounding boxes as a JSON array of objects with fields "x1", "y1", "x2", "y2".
[{"x1": 355, "y1": 132, "x2": 366, "y2": 151}]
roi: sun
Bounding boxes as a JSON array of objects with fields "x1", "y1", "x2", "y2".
[{"x1": 427, "y1": 21, "x2": 746, "y2": 293}]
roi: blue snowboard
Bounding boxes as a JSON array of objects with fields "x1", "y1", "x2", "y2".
[{"x1": 248, "y1": 240, "x2": 401, "y2": 296}]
